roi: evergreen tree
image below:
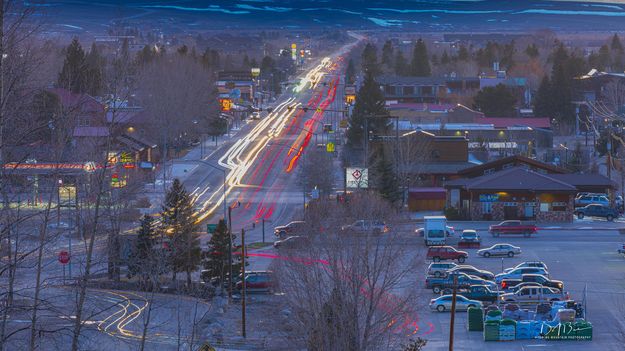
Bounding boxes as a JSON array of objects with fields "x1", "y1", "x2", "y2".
[
  {"x1": 431, "y1": 54, "x2": 438, "y2": 66},
  {"x1": 394, "y1": 50, "x2": 408, "y2": 75},
  {"x1": 381, "y1": 40, "x2": 394, "y2": 69},
  {"x1": 441, "y1": 50, "x2": 450, "y2": 65},
  {"x1": 371, "y1": 144, "x2": 400, "y2": 204},
  {"x1": 177, "y1": 44, "x2": 188, "y2": 56},
  {"x1": 533, "y1": 76, "x2": 553, "y2": 118},
  {"x1": 457, "y1": 45, "x2": 470, "y2": 61},
  {"x1": 242, "y1": 54, "x2": 250, "y2": 69},
  {"x1": 84, "y1": 43, "x2": 104, "y2": 96},
  {"x1": 136, "y1": 45, "x2": 156, "y2": 66},
  {"x1": 611, "y1": 33, "x2": 623, "y2": 52},
  {"x1": 201, "y1": 219, "x2": 240, "y2": 289},
  {"x1": 549, "y1": 44, "x2": 576, "y2": 125},
  {"x1": 161, "y1": 179, "x2": 201, "y2": 286},
  {"x1": 361, "y1": 42, "x2": 379, "y2": 75},
  {"x1": 129, "y1": 215, "x2": 157, "y2": 287},
  {"x1": 473, "y1": 84, "x2": 517, "y2": 117},
  {"x1": 410, "y1": 39, "x2": 431, "y2": 76},
  {"x1": 346, "y1": 71, "x2": 389, "y2": 148},
  {"x1": 57, "y1": 38, "x2": 86, "y2": 93},
  {"x1": 250, "y1": 57, "x2": 258, "y2": 68},
  {"x1": 525, "y1": 44, "x2": 539, "y2": 59},
  {"x1": 345, "y1": 58, "x2": 356, "y2": 85}
]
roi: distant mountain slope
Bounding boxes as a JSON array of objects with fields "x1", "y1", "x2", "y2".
[{"x1": 40, "y1": 0, "x2": 625, "y2": 33}]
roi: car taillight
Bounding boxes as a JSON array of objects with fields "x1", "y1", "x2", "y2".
[
  {"x1": 430, "y1": 299, "x2": 435, "y2": 304},
  {"x1": 501, "y1": 282, "x2": 507, "y2": 289}
]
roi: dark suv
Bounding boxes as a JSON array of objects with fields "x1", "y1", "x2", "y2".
[
  {"x1": 427, "y1": 246, "x2": 468, "y2": 263},
  {"x1": 574, "y1": 204, "x2": 619, "y2": 221}
]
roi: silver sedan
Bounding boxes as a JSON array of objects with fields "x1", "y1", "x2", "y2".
[{"x1": 478, "y1": 243, "x2": 522, "y2": 258}]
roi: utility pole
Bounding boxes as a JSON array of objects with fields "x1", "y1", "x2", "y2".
[
  {"x1": 228, "y1": 206, "x2": 233, "y2": 301},
  {"x1": 262, "y1": 218, "x2": 265, "y2": 243},
  {"x1": 241, "y1": 228, "x2": 246, "y2": 338},
  {"x1": 449, "y1": 274, "x2": 458, "y2": 351}
]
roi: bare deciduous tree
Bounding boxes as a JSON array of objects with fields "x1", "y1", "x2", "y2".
[{"x1": 274, "y1": 192, "x2": 421, "y2": 350}]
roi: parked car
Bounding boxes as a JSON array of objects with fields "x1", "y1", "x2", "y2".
[
  {"x1": 342, "y1": 220, "x2": 389, "y2": 234},
  {"x1": 488, "y1": 220, "x2": 537, "y2": 237},
  {"x1": 575, "y1": 194, "x2": 609, "y2": 207},
  {"x1": 460, "y1": 230, "x2": 481, "y2": 243},
  {"x1": 447, "y1": 265, "x2": 495, "y2": 280},
  {"x1": 499, "y1": 286, "x2": 568, "y2": 304},
  {"x1": 519, "y1": 274, "x2": 563, "y2": 290},
  {"x1": 251, "y1": 111, "x2": 261, "y2": 119},
  {"x1": 427, "y1": 246, "x2": 468, "y2": 263},
  {"x1": 416, "y1": 225, "x2": 455, "y2": 237},
  {"x1": 274, "y1": 221, "x2": 306, "y2": 238},
  {"x1": 504, "y1": 261, "x2": 548, "y2": 274},
  {"x1": 430, "y1": 295, "x2": 482, "y2": 312},
  {"x1": 503, "y1": 281, "x2": 541, "y2": 292},
  {"x1": 478, "y1": 244, "x2": 522, "y2": 258},
  {"x1": 495, "y1": 267, "x2": 549, "y2": 283},
  {"x1": 235, "y1": 271, "x2": 274, "y2": 293},
  {"x1": 454, "y1": 285, "x2": 501, "y2": 304},
  {"x1": 273, "y1": 236, "x2": 310, "y2": 249},
  {"x1": 574, "y1": 204, "x2": 619, "y2": 221},
  {"x1": 426, "y1": 272, "x2": 497, "y2": 293},
  {"x1": 427, "y1": 262, "x2": 458, "y2": 277}
]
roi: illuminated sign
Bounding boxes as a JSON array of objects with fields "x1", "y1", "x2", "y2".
[
  {"x1": 345, "y1": 94, "x2": 356, "y2": 104},
  {"x1": 300, "y1": 49, "x2": 305, "y2": 57},
  {"x1": 346, "y1": 168, "x2": 368, "y2": 188},
  {"x1": 120, "y1": 152, "x2": 135, "y2": 169},
  {"x1": 479, "y1": 194, "x2": 499, "y2": 202},
  {"x1": 251, "y1": 67, "x2": 260, "y2": 77},
  {"x1": 111, "y1": 173, "x2": 127, "y2": 188},
  {"x1": 220, "y1": 98, "x2": 232, "y2": 112},
  {"x1": 326, "y1": 142, "x2": 335, "y2": 153},
  {"x1": 291, "y1": 43, "x2": 297, "y2": 60}
]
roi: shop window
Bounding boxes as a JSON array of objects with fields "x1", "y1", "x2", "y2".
[
  {"x1": 539, "y1": 203, "x2": 550, "y2": 212},
  {"x1": 403, "y1": 86, "x2": 415, "y2": 95},
  {"x1": 482, "y1": 202, "x2": 493, "y2": 214}
]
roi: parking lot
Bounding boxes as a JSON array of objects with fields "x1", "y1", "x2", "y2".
[{"x1": 417, "y1": 223, "x2": 625, "y2": 350}]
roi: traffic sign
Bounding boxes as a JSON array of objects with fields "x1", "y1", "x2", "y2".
[
  {"x1": 326, "y1": 142, "x2": 335, "y2": 153},
  {"x1": 58, "y1": 250, "x2": 70, "y2": 265}
]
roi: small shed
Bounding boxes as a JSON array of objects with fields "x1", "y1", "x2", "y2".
[{"x1": 408, "y1": 187, "x2": 446, "y2": 211}]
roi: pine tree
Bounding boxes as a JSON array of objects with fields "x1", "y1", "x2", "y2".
[
  {"x1": 371, "y1": 144, "x2": 400, "y2": 204},
  {"x1": 441, "y1": 51, "x2": 450, "y2": 65},
  {"x1": 242, "y1": 54, "x2": 251, "y2": 69},
  {"x1": 161, "y1": 179, "x2": 201, "y2": 287},
  {"x1": 394, "y1": 50, "x2": 408, "y2": 75},
  {"x1": 201, "y1": 219, "x2": 240, "y2": 289},
  {"x1": 84, "y1": 43, "x2": 104, "y2": 96},
  {"x1": 533, "y1": 76, "x2": 552, "y2": 118},
  {"x1": 611, "y1": 33, "x2": 623, "y2": 52},
  {"x1": 381, "y1": 40, "x2": 394, "y2": 70},
  {"x1": 129, "y1": 215, "x2": 157, "y2": 286},
  {"x1": 457, "y1": 45, "x2": 470, "y2": 61},
  {"x1": 473, "y1": 84, "x2": 517, "y2": 117},
  {"x1": 361, "y1": 43, "x2": 379, "y2": 75},
  {"x1": 346, "y1": 71, "x2": 389, "y2": 149},
  {"x1": 410, "y1": 39, "x2": 431, "y2": 76},
  {"x1": 177, "y1": 44, "x2": 188, "y2": 56},
  {"x1": 58, "y1": 38, "x2": 86, "y2": 93},
  {"x1": 345, "y1": 58, "x2": 356, "y2": 85},
  {"x1": 137, "y1": 45, "x2": 156, "y2": 66},
  {"x1": 525, "y1": 44, "x2": 539, "y2": 59}
]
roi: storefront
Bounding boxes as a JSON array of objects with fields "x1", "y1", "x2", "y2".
[{"x1": 445, "y1": 166, "x2": 580, "y2": 222}]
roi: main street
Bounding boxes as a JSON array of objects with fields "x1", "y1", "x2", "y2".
[{"x1": 179, "y1": 33, "x2": 363, "y2": 245}]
